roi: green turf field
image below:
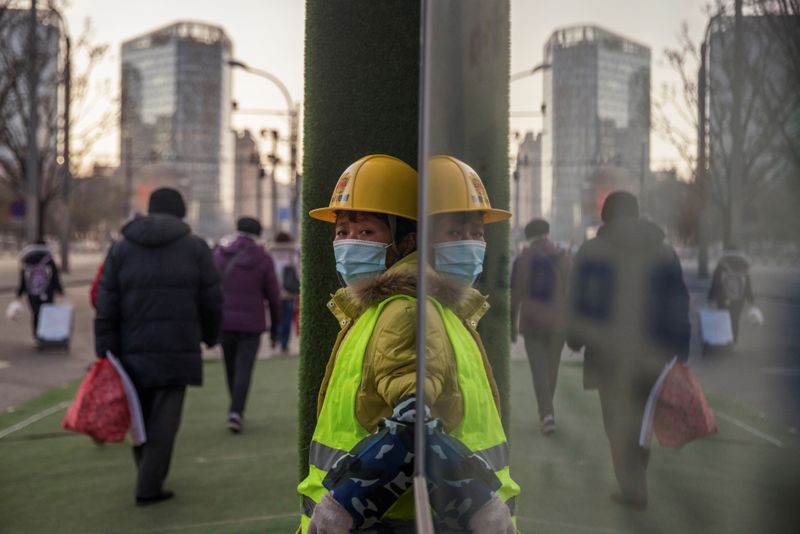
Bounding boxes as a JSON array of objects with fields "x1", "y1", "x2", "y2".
[{"x1": 1, "y1": 357, "x2": 798, "y2": 533}]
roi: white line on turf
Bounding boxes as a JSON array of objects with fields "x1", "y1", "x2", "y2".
[
  {"x1": 715, "y1": 410, "x2": 784, "y2": 448},
  {"x1": 0, "y1": 400, "x2": 70, "y2": 440}
]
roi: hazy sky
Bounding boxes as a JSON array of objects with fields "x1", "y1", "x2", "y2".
[{"x1": 61, "y1": 0, "x2": 709, "y2": 176}]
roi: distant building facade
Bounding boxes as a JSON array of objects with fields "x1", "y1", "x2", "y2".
[
  {"x1": 120, "y1": 21, "x2": 234, "y2": 238},
  {"x1": 512, "y1": 131, "x2": 543, "y2": 238},
  {"x1": 543, "y1": 25, "x2": 650, "y2": 242},
  {"x1": 233, "y1": 130, "x2": 261, "y2": 221}
]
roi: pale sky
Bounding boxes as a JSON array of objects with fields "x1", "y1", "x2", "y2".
[{"x1": 61, "y1": 0, "x2": 709, "y2": 177}]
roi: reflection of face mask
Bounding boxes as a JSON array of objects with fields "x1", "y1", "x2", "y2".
[
  {"x1": 433, "y1": 240, "x2": 486, "y2": 285},
  {"x1": 333, "y1": 239, "x2": 389, "y2": 285}
]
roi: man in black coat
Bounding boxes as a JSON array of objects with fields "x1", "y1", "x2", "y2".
[
  {"x1": 95, "y1": 187, "x2": 223, "y2": 506},
  {"x1": 566, "y1": 191, "x2": 690, "y2": 510}
]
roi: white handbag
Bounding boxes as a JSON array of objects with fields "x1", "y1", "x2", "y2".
[{"x1": 5, "y1": 299, "x2": 23, "y2": 321}]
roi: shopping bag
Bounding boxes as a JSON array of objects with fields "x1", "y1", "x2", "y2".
[
  {"x1": 653, "y1": 363, "x2": 718, "y2": 448},
  {"x1": 62, "y1": 358, "x2": 131, "y2": 443},
  {"x1": 746, "y1": 305, "x2": 764, "y2": 326},
  {"x1": 639, "y1": 357, "x2": 677, "y2": 448},
  {"x1": 699, "y1": 308, "x2": 733, "y2": 347},
  {"x1": 106, "y1": 353, "x2": 146, "y2": 445},
  {"x1": 36, "y1": 303, "x2": 74, "y2": 342},
  {"x1": 5, "y1": 299, "x2": 23, "y2": 321}
]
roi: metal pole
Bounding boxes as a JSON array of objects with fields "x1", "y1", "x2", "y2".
[
  {"x1": 728, "y1": 0, "x2": 745, "y2": 248},
  {"x1": 26, "y1": 0, "x2": 40, "y2": 243},
  {"x1": 697, "y1": 40, "x2": 709, "y2": 278},
  {"x1": 414, "y1": 0, "x2": 435, "y2": 531},
  {"x1": 60, "y1": 32, "x2": 71, "y2": 273},
  {"x1": 289, "y1": 105, "x2": 299, "y2": 238},
  {"x1": 639, "y1": 141, "x2": 646, "y2": 213}
]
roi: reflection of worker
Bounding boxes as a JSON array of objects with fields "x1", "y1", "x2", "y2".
[
  {"x1": 708, "y1": 249, "x2": 754, "y2": 343},
  {"x1": 297, "y1": 155, "x2": 517, "y2": 533}
]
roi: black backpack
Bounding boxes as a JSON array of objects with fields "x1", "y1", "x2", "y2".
[{"x1": 282, "y1": 264, "x2": 300, "y2": 295}]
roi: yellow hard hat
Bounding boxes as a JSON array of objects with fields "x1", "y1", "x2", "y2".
[
  {"x1": 427, "y1": 155, "x2": 511, "y2": 223},
  {"x1": 309, "y1": 154, "x2": 418, "y2": 223}
]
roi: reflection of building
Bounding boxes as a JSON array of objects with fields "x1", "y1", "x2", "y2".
[
  {"x1": 121, "y1": 22, "x2": 234, "y2": 238},
  {"x1": 512, "y1": 132, "x2": 543, "y2": 231},
  {"x1": 543, "y1": 25, "x2": 650, "y2": 241},
  {"x1": 233, "y1": 130, "x2": 261, "y2": 221}
]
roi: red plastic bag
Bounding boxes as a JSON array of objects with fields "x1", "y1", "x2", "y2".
[
  {"x1": 62, "y1": 359, "x2": 131, "y2": 443},
  {"x1": 654, "y1": 363, "x2": 718, "y2": 447}
]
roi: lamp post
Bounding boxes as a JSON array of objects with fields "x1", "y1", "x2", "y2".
[
  {"x1": 49, "y1": 5, "x2": 71, "y2": 272},
  {"x1": 227, "y1": 59, "x2": 299, "y2": 237}
]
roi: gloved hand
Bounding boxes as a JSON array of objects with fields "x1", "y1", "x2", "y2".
[
  {"x1": 468, "y1": 494, "x2": 515, "y2": 534},
  {"x1": 307, "y1": 492, "x2": 353, "y2": 534}
]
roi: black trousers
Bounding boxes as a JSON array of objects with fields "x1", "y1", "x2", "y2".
[
  {"x1": 221, "y1": 331, "x2": 262, "y2": 416},
  {"x1": 523, "y1": 333, "x2": 564, "y2": 420},
  {"x1": 598, "y1": 380, "x2": 652, "y2": 502},
  {"x1": 132, "y1": 386, "x2": 186, "y2": 499}
]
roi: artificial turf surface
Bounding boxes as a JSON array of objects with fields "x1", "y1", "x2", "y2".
[{"x1": 1, "y1": 357, "x2": 798, "y2": 533}]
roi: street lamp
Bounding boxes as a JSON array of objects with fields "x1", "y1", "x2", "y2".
[{"x1": 227, "y1": 59, "x2": 300, "y2": 237}]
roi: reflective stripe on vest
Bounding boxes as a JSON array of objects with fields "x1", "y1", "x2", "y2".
[{"x1": 297, "y1": 295, "x2": 519, "y2": 531}]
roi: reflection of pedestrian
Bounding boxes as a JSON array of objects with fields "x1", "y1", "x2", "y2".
[
  {"x1": 511, "y1": 219, "x2": 570, "y2": 435},
  {"x1": 17, "y1": 239, "x2": 63, "y2": 337},
  {"x1": 708, "y1": 250, "x2": 753, "y2": 343},
  {"x1": 95, "y1": 188, "x2": 223, "y2": 506},
  {"x1": 269, "y1": 231, "x2": 300, "y2": 353},
  {"x1": 566, "y1": 191, "x2": 690, "y2": 510},
  {"x1": 214, "y1": 217, "x2": 281, "y2": 433}
]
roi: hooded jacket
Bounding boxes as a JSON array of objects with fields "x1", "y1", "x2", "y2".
[
  {"x1": 511, "y1": 236, "x2": 571, "y2": 337},
  {"x1": 566, "y1": 218, "x2": 690, "y2": 390},
  {"x1": 316, "y1": 252, "x2": 501, "y2": 433},
  {"x1": 214, "y1": 234, "x2": 281, "y2": 333},
  {"x1": 94, "y1": 214, "x2": 223, "y2": 388},
  {"x1": 17, "y1": 243, "x2": 63, "y2": 300}
]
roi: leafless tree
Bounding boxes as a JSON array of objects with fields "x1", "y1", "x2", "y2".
[{"x1": 0, "y1": 0, "x2": 115, "y2": 238}]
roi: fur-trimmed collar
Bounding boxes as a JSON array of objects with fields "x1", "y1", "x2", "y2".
[{"x1": 328, "y1": 253, "x2": 489, "y2": 323}]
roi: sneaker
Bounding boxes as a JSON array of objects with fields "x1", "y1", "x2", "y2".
[
  {"x1": 540, "y1": 415, "x2": 556, "y2": 435},
  {"x1": 227, "y1": 413, "x2": 243, "y2": 434}
]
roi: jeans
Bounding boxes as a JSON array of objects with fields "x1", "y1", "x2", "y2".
[
  {"x1": 221, "y1": 331, "x2": 262, "y2": 416},
  {"x1": 277, "y1": 298, "x2": 295, "y2": 351}
]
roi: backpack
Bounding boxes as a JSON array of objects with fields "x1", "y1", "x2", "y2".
[
  {"x1": 720, "y1": 265, "x2": 746, "y2": 302},
  {"x1": 282, "y1": 264, "x2": 300, "y2": 295},
  {"x1": 527, "y1": 252, "x2": 560, "y2": 303},
  {"x1": 25, "y1": 254, "x2": 52, "y2": 297}
]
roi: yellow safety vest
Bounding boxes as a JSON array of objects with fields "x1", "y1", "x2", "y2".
[{"x1": 297, "y1": 295, "x2": 519, "y2": 532}]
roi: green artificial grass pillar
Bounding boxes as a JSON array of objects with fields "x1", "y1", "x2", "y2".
[
  {"x1": 299, "y1": 0, "x2": 421, "y2": 479},
  {"x1": 424, "y1": 0, "x2": 512, "y2": 428}
]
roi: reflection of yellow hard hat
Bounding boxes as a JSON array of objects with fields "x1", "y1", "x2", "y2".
[
  {"x1": 309, "y1": 154, "x2": 418, "y2": 223},
  {"x1": 427, "y1": 155, "x2": 511, "y2": 223}
]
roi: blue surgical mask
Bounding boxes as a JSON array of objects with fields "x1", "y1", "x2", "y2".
[
  {"x1": 433, "y1": 240, "x2": 487, "y2": 285},
  {"x1": 333, "y1": 239, "x2": 390, "y2": 285}
]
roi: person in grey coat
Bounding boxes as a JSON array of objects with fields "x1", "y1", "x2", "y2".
[{"x1": 95, "y1": 187, "x2": 223, "y2": 506}]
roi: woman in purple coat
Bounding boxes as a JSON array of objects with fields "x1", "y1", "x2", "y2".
[{"x1": 214, "y1": 217, "x2": 281, "y2": 433}]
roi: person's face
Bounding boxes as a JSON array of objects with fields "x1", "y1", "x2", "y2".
[
  {"x1": 430, "y1": 212, "x2": 486, "y2": 244},
  {"x1": 334, "y1": 212, "x2": 393, "y2": 244}
]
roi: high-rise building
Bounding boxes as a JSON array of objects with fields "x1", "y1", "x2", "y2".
[
  {"x1": 543, "y1": 25, "x2": 650, "y2": 242},
  {"x1": 121, "y1": 22, "x2": 234, "y2": 238},
  {"x1": 512, "y1": 131, "x2": 543, "y2": 237}
]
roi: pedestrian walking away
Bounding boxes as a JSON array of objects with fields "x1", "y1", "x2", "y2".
[
  {"x1": 16, "y1": 239, "x2": 64, "y2": 341},
  {"x1": 269, "y1": 231, "x2": 301, "y2": 353},
  {"x1": 708, "y1": 248, "x2": 755, "y2": 345},
  {"x1": 511, "y1": 218, "x2": 571, "y2": 435},
  {"x1": 94, "y1": 187, "x2": 223, "y2": 506},
  {"x1": 214, "y1": 216, "x2": 282, "y2": 433},
  {"x1": 566, "y1": 191, "x2": 690, "y2": 511}
]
